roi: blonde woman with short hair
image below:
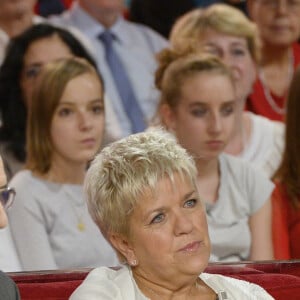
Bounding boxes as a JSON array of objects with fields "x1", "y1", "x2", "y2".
[{"x1": 70, "y1": 129, "x2": 274, "y2": 299}]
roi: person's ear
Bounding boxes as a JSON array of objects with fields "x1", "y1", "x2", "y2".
[
  {"x1": 109, "y1": 232, "x2": 138, "y2": 266},
  {"x1": 160, "y1": 103, "x2": 177, "y2": 131}
]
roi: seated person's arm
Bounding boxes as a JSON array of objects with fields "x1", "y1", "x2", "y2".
[{"x1": 249, "y1": 197, "x2": 274, "y2": 260}]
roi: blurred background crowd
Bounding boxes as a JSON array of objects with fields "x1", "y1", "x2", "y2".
[{"x1": 0, "y1": 0, "x2": 299, "y2": 280}]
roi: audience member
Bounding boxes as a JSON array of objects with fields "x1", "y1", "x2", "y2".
[
  {"x1": 0, "y1": 155, "x2": 20, "y2": 299},
  {"x1": 168, "y1": 4, "x2": 284, "y2": 178},
  {"x1": 247, "y1": 0, "x2": 300, "y2": 121},
  {"x1": 155, "y1": 51, "x2": 274, "y2": 262},
  {"x1": 272, "y1": 66, "x2": 300, "y2": 259},
  {"x1": 8, "y1": 58, "x2": 118, "y2": 271},
  {"x1": 0, "y1": 0, "x2": 43, "y2": 65},
  {"x1": 50, "y1": 0, "x2": 168, "y2": 138},
  {"x1": 70, "y1": 129, "x2": 274, "y2": 300},
  {"x1": 0, "y1": 23, "x2": 110, "y2": 180}
]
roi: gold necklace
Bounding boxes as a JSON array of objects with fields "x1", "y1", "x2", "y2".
[
  {"x1": 65, "y1": 186, "x2": 86, "y2": 232},
  {"x1": 77, "y1": 218, "x2": 86, "y2": 232}
]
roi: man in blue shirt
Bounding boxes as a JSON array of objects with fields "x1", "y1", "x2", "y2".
[{"x1": 50, "y1": 0, "x2": 168, "y2": 139}]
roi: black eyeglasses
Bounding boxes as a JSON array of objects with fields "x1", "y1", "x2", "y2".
[{"x1": 0, "y1": 186, "x2": 16, "y2": 210}]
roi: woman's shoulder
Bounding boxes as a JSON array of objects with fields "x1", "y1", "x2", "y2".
[
  {"x1": 241, "y1": 112, "x2": 284, "y2": 178},
  {"x1": 251, "y1": 111, "x2": 284, "y2": 136},
  {"x1": 220, "y1": 153, "x2": 271, "y2": 182},
  {"x1": 200, "y1": 273, "x2": 274, "y2": 299},
  {"x1": 248, "y1": 112, "x2": 284, "y2": 148},
  {"x1": 70, "y1": 267, "x2": 142, "y2": 300},
  {"x1": 9, "y1": 170, "x2": 64, "y2": 203},
  {"x1": 220, "y1": 153, "x2": 262, "y2": 178},
  {"x1": 9, "y1": 169, "x2": 45, "y2": 189},
  {"x1": 9, "y1": 170, "x2": 35, "y2": 185},
  {"x1": 220, "y1": 153, "x2": 274, "y2": 210}
]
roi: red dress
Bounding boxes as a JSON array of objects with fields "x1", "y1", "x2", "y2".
[
  {"x1": 272, "y1": 182, "x2": 300, "y2": 259},
  {"x1": 246, "y1": 43, "x2": 300, "y2": 122}
]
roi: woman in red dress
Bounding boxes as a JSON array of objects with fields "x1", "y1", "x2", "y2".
[{"x1": 247, "y1": 0, "x2": 300, "y2": 121}]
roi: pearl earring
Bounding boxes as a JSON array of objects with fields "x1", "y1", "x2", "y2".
[{"x1": 131, "y1": 259, "x2": 137, "y2": 266}]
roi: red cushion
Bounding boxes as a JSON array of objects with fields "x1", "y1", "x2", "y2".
[{"x1": 8, "y1": 262, "x2": 300, "y2": 300}]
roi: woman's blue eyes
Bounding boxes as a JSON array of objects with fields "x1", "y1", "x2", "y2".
[
  {"x1": 149, "y1": 199, "x2": 198, "y2": 224},
  {"x1": 191, "y1": 106, "x2": 234, "y2": 117},
  {"x1": 184, "y1": 199, "x2": 197, "y2": 208},
  {"x1": 150, "y1": 213, "x2": 165, "y2": 224},
  {"x1": 205, "y1": 47, "x2": 246, "y2": 58}
]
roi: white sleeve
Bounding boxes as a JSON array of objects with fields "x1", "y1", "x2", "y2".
[{"x1": 244, "y1": 163, "x2": 274, "y2": 214}]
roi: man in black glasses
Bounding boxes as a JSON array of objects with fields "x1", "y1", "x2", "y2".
[{"x1": 0, "y1": 156, "x2": 20, "y2": 300}]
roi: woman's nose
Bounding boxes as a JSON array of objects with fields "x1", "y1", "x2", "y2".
[
  {"x1": 78, "y1": 111, "x2": 92, "y2": 130},
  {"x1": 208, "y1": 113, "x2": 222, "y2": 134},
  {"x1": 174, "y1": 211, "x2": 194, "y2": 236}
]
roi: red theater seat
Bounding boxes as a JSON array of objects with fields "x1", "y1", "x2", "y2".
[{"x1": 8, "y1": 261, "x2": 300, "y2": 300}]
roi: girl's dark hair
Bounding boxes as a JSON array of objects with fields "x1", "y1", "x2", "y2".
[
  {"x1": 0, "y1": 23, "x2": 97, "y2": 163},
  {"x1": 274, "y1": 66, "x2": 300, "y2": 209}
]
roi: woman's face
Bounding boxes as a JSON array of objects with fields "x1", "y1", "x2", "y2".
[
  {"x1": 199, "y1": 28, "x2": 256, "y2": 101},
  {"x1": 0, "y1": 157, "x2": 8, "y2": 229},
  {"x1": 126, "y1": 173, "x2": 210, "y2": 283},
  {"x1": 20, "y1": 34, "x2": 73, "y2": 106},
  {"x1": 248, "y1": 0, "x2": 300, "y2": 47},
  {"x1": 163, "y1": 72, "x2": 236, "y2": 162},
  {"x1": 50, "y1": 72, "x2": 105, "y2": 166}
]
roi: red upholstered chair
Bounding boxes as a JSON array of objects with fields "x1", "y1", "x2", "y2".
[
  {"x1": 206, "y1": 261, "x2": 300, "y2": 299},
  {"x1": 9, "y1": 269, "x2": 89, "y2": 300},
  {"x1": 8, "y1": 261, "x2": 300, "y2": 300}
]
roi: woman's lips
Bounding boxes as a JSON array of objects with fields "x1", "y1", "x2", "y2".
[
  {"x1": 80, "y1": 138, "x2": 96, "y2": 147},
  {"x1": 179, "y1": 241, "x2": 201, "y2": 252},
  {"x1": 206, "y1": 140, "x2": 224, "y2": 150}
]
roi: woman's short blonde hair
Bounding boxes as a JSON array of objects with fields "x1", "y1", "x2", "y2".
[
  {"x1": 170, "y1": 4, "x2": 260, "y2": 63},
  {"x1": 26, "y1": 57, "x2": 103, "y2": 174},
  {"x1": 84, "y1": 129, "x2": 197, "y2": 261}
]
